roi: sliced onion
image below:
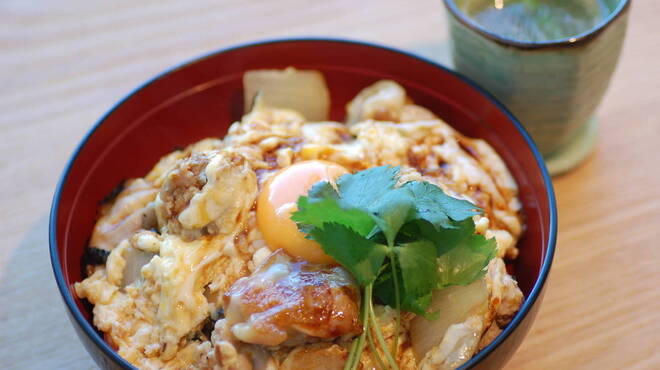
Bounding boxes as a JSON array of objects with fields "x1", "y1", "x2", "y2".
[
  {"x1": 410, "y1": 279, "x2": 489, "y2": 361},
  {"x1": 121, "y1": 247, "x2": 155, "y2": 287},
  {"x1": 243, "y1": 68, "x2": 330, "y2": 121}
]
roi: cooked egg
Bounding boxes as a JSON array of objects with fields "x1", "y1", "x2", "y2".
[{"x1": 257, "y1": 160, "x2": 348, "y2": 264}]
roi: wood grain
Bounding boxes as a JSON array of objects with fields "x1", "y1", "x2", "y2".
[{"x1": 0, "y1": 1, "x2": 658, "y2": 369}]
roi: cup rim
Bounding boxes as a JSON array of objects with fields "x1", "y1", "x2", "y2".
[
  {"x1": 49, "y1": 37, "x2": 557, "y2": 370},
  {"x1": 442, "y1": 0, "x2": 631, "y2": 49}
]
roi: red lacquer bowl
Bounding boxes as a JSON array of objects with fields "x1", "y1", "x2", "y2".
[{"x1": 49, "y1": 38, "x2": 556, "y2": 370}]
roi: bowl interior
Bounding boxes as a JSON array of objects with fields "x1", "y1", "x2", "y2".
[{"x1": 51, "y1": 39, "x2": 554, "y2": 368}]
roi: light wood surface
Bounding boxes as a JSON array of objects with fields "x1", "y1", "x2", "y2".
[{"x1": 1, "y1": 1, "x2": 658, "y2": 369}]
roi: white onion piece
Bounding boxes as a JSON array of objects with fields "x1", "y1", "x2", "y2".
[
  {"x1": 243, "y1": 68, "x2": 330, "y2": 121},
  {"x1": 410, "y1": 279, "x2": 489, "y2": 362},
  {"x1": 121, "y1": 247, "x2": 155, "y2": 287}
]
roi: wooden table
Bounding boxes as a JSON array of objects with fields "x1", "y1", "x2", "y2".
[{"x1": 1, "y1": 1, "x2": 658, "y2": 369}]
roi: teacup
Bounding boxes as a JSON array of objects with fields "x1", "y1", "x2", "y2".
[{"x1": 443, "y1": 0, "x2": 631, "y2": 175}]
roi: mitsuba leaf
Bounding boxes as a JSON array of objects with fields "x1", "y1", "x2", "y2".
[
  {"x1": 373, "y1": 264, "x2": 438, "y2": 320},
  {"x1": 293, "y1": 195, "x2": 375, "y2": 237},
  {"x1": 306, "y1": 180, "x2": 340, "y2": 200},
  {"x1": 335, "y1": 166, "x2": 413, "y2": 245},
  {"x1": 396, "y1": 241, "x2": 439, "y2": 297},
  {"x1": 309, "y1": 223, "x2": 388, "y2": 286},
  {"x1": 295, "y1": 165, "x2": 416, "y2": 246},
  {"x1": 403, "y1": 181, "x2": 481, "y2": 229},
  {"x1": 397, "y1": 218, "x2": 496, "y2": 289},
  {"x1": 335, "y1": 166, "x2": 400, "y2": 211},
  {"x1": 400, "y1": 218, "x2": 479, "y2": 255},
  {"x1": 402, "y1": 291, "x2": 438, "y2": 320},
  {"x1": 367, "y1": 187, "x2": 414, "y2": 246},
  {"x1": 436, "y1": 226, "x2": 497, "y2": 288},
  {"x1": 373, "y1": 269, "x2": 399, "y2": 310}
]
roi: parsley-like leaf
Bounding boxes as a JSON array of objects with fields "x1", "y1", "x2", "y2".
[
  {"x1": 295, "y1": 166, "x2": 414, "y2": 245},
  {"x1": 309, "y1": 223, "x2": 388, "y2": 286},
  {"x1": 401, "y1": 218, "x2": 496, "y2": 287},
  {"x1": 335, "y1": 166, "x2": 400, "y2": 210},
  {"x1": 373, "y1": 261, "x2": 437, "y2": 319},
  {"x1": 367, "y1": 187, "x2": 414, "y2": 246},
  {"x1": 435, "y1": 223, "x2": 497, "y2": 288},
  {"x1": 396, "y1": 241, "x2": 439, "y2": 297},
  {"x1": 334, "y1": 166, "x2": 413, "y2": 246},
  {"x1": 293, "y1": 194, "x2": 375, "y2": 236},
  {"x1": 403, "y1": 181, "x2": 481, "y2": 229},
  {"x1": 402, "y1": 291, "x2": 437, "y2": 320}
]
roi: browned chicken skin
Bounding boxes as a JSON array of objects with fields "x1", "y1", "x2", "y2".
[{"x1": 223, "y1": 251, "x2": 362, "y2": 347}]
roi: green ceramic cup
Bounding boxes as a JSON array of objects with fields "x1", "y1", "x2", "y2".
[{"x1": 443, "y1": 0, "x2": 631, "y2": 175}]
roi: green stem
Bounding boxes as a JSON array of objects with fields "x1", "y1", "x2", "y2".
[
  {"x1": 350, "y1": 333, "x2": 367, "y2": 370},
  {"x1": 389, "y1": 250, "x2": 401, "y2": 359},
  {"x1": 366, "y1": 323, "x2": 387, "y2": 370},
  {"x1": 344, "y1": 337, "x2": 360, "y2": 370},
  {"x1": 369, "y1": 293, "x2": 400, "y2": 370},
  {"x1": 345, "y1": 284, "x2": 372, "y2": 370}
]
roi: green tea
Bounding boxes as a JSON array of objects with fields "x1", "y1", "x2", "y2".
[{"x1": 455, "y1": 0, "x2": 619, "y2": 42}]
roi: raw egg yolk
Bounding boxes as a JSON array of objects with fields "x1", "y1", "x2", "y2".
[{"x1": 257, "y1": 160, "x2": 348, "y2": 264}]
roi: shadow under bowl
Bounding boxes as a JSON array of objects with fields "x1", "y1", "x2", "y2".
[{"x1": 49, "y1": 38, "x2": 557, "y2": 370}]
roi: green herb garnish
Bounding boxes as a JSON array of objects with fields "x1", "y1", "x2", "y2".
[{"x1": 292, "y1": 166, "x2": 496, "y2": 369}]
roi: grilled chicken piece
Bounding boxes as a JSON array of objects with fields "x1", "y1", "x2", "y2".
[
  {"x1": 223, "y1": 251, "x2": 362, "y2": 347},
  {"x1": 155, "y1": 149, "x2": 258, "y2": 240}
]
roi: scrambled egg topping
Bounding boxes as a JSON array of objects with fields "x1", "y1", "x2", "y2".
[{"x1": 75, "y1": 80, "x2": 523, "y2": 370}]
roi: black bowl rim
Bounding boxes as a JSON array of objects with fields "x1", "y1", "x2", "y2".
[
  {"x1": 49, "y1": 37, "x2": 557, "y2": 370},
  {"x1": 442, "y1": 0, "x2": 631, "y2": 50}
]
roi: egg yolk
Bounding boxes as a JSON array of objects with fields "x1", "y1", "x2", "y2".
[{"x1": 257, "y1": 160, "x2": 348, "y2": 264}]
